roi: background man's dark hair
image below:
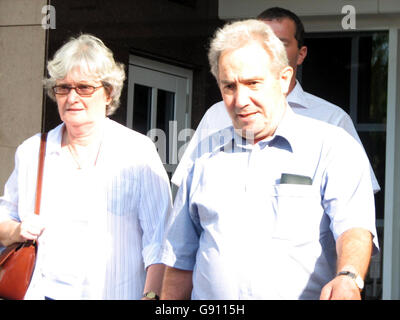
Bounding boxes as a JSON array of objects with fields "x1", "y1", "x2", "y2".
[{"x1": 257, "y1": 7, "x2": 305, "y2": 48}]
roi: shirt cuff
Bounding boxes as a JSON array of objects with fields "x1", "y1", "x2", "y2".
[{"x1": 142, "y1": 242, "x2": 163, "y2": 269}]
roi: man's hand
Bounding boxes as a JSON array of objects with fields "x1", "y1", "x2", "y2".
[{"x1": 320, "y1": 274, "x2": 361, "y2": 300}]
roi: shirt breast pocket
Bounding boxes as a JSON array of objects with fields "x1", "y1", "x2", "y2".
[{"x1": 271, "y1": 184, "x2": 323, "y2": 242}]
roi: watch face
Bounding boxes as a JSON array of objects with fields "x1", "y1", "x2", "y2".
[
  {"x1": 147, "y1": 292, "x2": 156, "y2": 299},
  {"x1": 144, "y1": 291, "x2": 159, "y2": 299}
]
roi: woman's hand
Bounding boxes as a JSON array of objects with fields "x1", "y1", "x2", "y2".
[
  {"x1": 18, "y1": 215, "x2": 45, "y2": 242},
  {"x1": 0, "y1": 215, "x2": 45, "y2": 247}
]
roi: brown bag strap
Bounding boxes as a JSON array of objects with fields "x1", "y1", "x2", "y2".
[{"x1": 34, "y1": 133, "x2": 47, "y2": 215}]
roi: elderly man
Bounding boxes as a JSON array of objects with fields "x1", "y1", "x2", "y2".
[{"x1": 160, "y1": 19, "x2": 378, "y2": 300}]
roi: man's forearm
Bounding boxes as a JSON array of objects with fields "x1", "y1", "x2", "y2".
[
  {"x1": 336, "y1": 227, "x2": 373, "y2": 278},
  {"x1": 320, "y1": 227, "x2": 374, "y2": 299},
  {"x1": 161, "y1": 266, "x2": 193, "y2": 300}
]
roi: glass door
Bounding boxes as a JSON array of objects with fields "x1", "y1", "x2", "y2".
[{"x1": 127, "y1": 55, "x2": 193, "y2": 180}]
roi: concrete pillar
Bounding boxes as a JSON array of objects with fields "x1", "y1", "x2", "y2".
[{"x1": 0, "y1": 0, "x2": 47, "y2": 188}]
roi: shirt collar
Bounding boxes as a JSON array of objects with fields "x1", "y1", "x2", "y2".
[
  {"x1": 287, "y1": 80, "x2": 309, "y2": 110},
  {"x1": 210, "y1": 106, "x2": 298, "y2": 154},
  {"x1": 45, "y1": 122, "x2": 64, "y2": 155},
  {"x1": 273, "y1": 106, "x2": 301, "y2": 153},
  {"x1": 45, "y1": 117, "x2": 110, "y2": 155}
]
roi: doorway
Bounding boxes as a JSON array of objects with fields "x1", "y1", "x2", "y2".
[{"x1": 127, "y1": 55, "x2": 193, "y2": 179}]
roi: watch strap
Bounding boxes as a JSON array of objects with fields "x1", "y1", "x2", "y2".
[{"x1": 336, "y1": 270, "x2": 364, "y2": 290}]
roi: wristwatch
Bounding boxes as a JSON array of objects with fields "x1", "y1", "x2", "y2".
[
  {"x1": 143, "y1": 291, "x2": 160, "y2": 300},
  {"x1": 336, "y1": 271, "x2": 364, "y2": 290}
]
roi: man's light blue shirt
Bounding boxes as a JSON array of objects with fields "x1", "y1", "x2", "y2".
[{"x1": 161, "y1": 106, "x2": 378, "y2": 300}]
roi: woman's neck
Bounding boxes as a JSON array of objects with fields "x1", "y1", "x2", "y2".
[
  {"x1": 61, "y1": 119, "x2": 106, "y2": 170},
  {"x1": 62, "y1": 119, "x2": 106, "y2": 147}
]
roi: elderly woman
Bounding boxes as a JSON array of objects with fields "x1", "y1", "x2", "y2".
[{"x1": 0, "y1": 34, "x2": 171, "y2": 299}]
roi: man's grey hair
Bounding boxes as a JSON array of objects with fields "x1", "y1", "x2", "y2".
[
  {"x1": 44, "y1": 34, "x2": 125, "y2": 116},
  {"x1": 208, "y1": 19, "x2": 289, "y2": 81}
]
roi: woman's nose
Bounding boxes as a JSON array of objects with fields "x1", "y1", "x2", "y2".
[{"x1": 66, "y1": 87, "x2": 80, "y2": 103}]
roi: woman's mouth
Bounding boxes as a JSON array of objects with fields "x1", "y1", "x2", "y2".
[{"x1": 67, "y1": 108, "x2": 84, "y2": 112}]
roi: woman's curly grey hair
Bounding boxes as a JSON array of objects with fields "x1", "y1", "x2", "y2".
[
  {"x1": 208, "y1": 19, "x2": 288, "y2": 81},
  {"x1": 44, "y1": 34, "x2": 125, "y2": 116}
]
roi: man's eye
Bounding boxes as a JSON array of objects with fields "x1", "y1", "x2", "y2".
[{"x1": 247, "y1": 81, "x2": 259, "y2": 86}]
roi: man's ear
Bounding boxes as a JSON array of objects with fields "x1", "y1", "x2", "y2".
[
  {"x1": 280, "y1": 66, "x2": 293, "y2": 95},
  {"x1": 297, "y1": 45, "x2": 308, "y2": 66}
]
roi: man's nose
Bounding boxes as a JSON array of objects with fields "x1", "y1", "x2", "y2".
[{"x1": 234, "y1": 86, "x2": 250, "y2": 108}]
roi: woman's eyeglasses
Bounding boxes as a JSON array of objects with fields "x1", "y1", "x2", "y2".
[{"x1": 52, "y1": 84, "x2": 104, "y2": 96}]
